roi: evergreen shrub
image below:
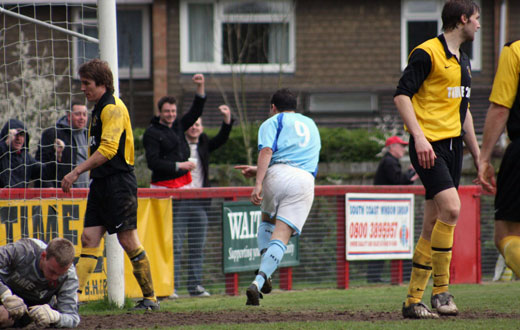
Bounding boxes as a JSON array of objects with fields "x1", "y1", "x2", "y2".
[{"x1": 134, "y1": 125, "x2": 384, "y2": 165}]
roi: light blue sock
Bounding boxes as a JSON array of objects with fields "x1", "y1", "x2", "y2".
[
  {"x1": 255, "y1": 240, "x2": 287, "y2": 289},
  {"x1": 257, "y1": 222, "x2": 275, "y2": 255}
]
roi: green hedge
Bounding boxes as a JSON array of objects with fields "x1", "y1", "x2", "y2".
[
  {"x1": 318, "y1": 127, "x2": 383, "y2": 162},
  {"x1": 134, "y1": 125, "x2": 384, "y2": 165}
]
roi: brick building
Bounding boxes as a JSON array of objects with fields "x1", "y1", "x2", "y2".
[
  {"x1": 1, "y1": 0, "x2": 518, "y2": 133},
  {"x1": 146, "y1": 0, "x2": 520, "y2": 134}
]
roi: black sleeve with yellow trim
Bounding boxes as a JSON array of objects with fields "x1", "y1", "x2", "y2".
[
  {"x1": 91, "y1": 99, "x2": 134, "y2": 178},
  {"x1": 394, "y1": 49, "x2": 432, "y2": 98}
]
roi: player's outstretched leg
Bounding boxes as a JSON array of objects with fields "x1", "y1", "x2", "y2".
[
  {"x1": 246, "y1": 239, "x2": 286, "y2": 306},
  {"x1": 255, "y1": 221, "x2": 275, "y2": 294},
  {"x1": 430, "y1": 219, "x2": 458, "y2": 316},
  {"x1": 402, "y1": 237, "x2": 438, "y2": 319},
  {"x1": 128, "y1": 246, "x2": 160, "y2": 311},
  {"x1": 257, "y1": 221, "x2": 275, "y2": 256}
]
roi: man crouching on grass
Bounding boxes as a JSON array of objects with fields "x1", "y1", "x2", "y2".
[{"x1": 0, "y1": 238, "x2": 79, "y2": 328}]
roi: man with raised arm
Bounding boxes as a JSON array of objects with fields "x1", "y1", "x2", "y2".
[{"x1": 142, "y1": 74, "x2": 206, "y2": 190}]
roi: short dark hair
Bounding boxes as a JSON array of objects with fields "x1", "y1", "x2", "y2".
[
  {"x1": 270, "y1": 88, "x2": 297, "y2": 111},
  {"x1": 157, "y1": 96, "x2": 177, "y2": 112},
  {"x1": 46, "y1": 238, "x2": 75, "y2": 267},
  {"x1": 442, "y1": 0, "x2": 480, "y2": 32},
  {"x1": 78, "y1": 59, "x2": 114, "y2": 94},
  {"x1": 70, "y1": 102, "x2": 86, "y2": 111}
]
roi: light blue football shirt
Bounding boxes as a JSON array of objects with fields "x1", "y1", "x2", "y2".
[{"x1": 258, "y1": 112, "x2": 321, "y2": 176}]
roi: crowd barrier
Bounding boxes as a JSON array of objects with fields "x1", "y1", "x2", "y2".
[{"x1": 0, "y1": 185, "x2": 489, "y2": 298}]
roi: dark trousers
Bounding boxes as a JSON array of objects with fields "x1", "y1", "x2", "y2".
[
  {"x1": 173, "y1": 199, "x2": 208, "y2": 294},
  {"x1": 367, "y1": 260, "x2": 412, "y2": 283},
  {"x1": 367, "y1": 260, "x2": 385, "y2": 283}
]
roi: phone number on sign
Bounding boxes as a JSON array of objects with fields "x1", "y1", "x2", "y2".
[{"x1": 349, "y1": 222, "x2": 399, "y2": 239}]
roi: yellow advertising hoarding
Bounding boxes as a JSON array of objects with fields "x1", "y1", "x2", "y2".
[{"x1": 0, "y1": 197, "x2": 173, "y2": 301}]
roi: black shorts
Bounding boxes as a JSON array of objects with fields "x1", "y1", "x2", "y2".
[
  {"x1": 409, "y1": 136, "x2": 463, "y2": 200},
  {"x1": 85, "y1": 171, "x2": 138, "y2": 234},
  {"x1": 495, "y1": 140, "x2": 520, "y2": 222}
]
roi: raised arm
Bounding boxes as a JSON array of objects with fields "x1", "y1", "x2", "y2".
[
  {"x1": 180, "y1": 74, "x2": 206, "y2": 131},
  {"x1": 208, "y1": 105, "x2": 234, "y2": 152}
]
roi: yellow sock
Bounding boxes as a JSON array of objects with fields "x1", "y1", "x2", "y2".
[
  {"x1": 498, "y1": 236, "x2": 520, "y2": 278},
  {"x1": 405, "y1": 237, "x2": 432, "y2": 306},
  {"x1": 75, "y1": 246, "x2": 102, "y2": 294},
  {"x1": 431, "y1": 220, "x2": 455, "y2": 296},
  {"x1": 500, "y1": 267, "x2": 513, "y2": 281},
  {"x1": 127, "y1": 246, "x2": 156, "y2": 301}
]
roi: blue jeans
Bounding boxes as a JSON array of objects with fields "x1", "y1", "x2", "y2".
[{"x1": 173, "y1": 199, "x2": 208, "y2": 294}]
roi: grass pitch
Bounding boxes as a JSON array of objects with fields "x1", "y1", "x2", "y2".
[{"x1": 79, "y1": 281, "x2": 520, "y2": 329}]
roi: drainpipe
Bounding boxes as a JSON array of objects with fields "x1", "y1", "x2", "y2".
[
  {"x1": 498, "y1": 0, "x2": 507, "y2": 49},
  {"x1": 498, "y1": 0, "x2": 508, "y2": 149}
]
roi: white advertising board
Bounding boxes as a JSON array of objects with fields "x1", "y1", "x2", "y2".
[{"x1": 345, "y1": 193, "x2": 414, "y2": 261}]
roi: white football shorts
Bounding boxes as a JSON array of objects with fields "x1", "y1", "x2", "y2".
[{"x1": 261, "y1": 164, "x2": 315, "y2": 235}]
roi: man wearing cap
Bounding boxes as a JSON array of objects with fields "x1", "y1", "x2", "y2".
[
  {"x1": 368, "y1": 136, "x2": 418, "y2": 283},
  {"x1": 0, "y1": 119, "x2": 61, "y2": 188},
  {"x1": 374, "y1": 136, "x2": 417, "y2": 186}
]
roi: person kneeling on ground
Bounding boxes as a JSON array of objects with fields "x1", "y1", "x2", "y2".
[{"x1": 0, "y1": 238, "x2": 80, "y2": 328}]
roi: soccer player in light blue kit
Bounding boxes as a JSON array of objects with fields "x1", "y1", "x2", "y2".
[{"x1": 235, "y1": 88, "x2": 321, "y2": 306}]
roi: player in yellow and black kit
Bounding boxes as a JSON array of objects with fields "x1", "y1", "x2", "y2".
[
  {"x1": 479, "y1": 40, "x2": 520, "y2": 282},
  {"x1": 394, "y1": 0, "x2": 480, "y2": 319},
  {"x1": 61, "y1": 59, "x2": 159, "y2": 311}
]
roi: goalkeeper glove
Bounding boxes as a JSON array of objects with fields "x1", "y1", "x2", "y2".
[
  {"x1": 0, "y1": 289, "x2": 27, "y2": 319},
  {"x1": 28, "y1": 304, "x2": 61, "y2": 327}
]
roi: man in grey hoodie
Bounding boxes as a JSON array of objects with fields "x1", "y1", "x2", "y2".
[{"x1": 36, "y1": 103, "x2": 89, "y2": 188}]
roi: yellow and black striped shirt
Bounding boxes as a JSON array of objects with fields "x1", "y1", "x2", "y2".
[
  {"x1": 395, "y1": 34, "x2": 472, "y2": 142},
  {"x1": 489, "y1": 40, "x2": 520, "y2": 141},
  {"x1": 88, "y1": 92, "x2": 134, "y2": 178}
]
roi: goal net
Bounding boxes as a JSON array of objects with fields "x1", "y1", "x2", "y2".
[
  {"x1": 0, "y1": 0, "x2": 99, "y2": 191},
  {"x1": 0, "y1": 0, "x2": 126, "y2": 305}
]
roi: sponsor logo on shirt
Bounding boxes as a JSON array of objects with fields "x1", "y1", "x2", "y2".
[
  {"x1": 447, "y1": 86, "x2": 471, "y2": 99},
  {"x1": 9, "y1": 271, "x2": 36, "y2": 291}
]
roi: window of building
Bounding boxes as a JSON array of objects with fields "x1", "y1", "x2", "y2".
[
  {"x1": 401, "y1": 0, "x2": 481, "y2": 71},
  {"x1": 180, "y1": 0, "x2": 295, "y2": 73},
  {"x1": 73, "y1": 5, "x2": 151, "y2": 79},
  {"x1": 308, "y1": 93, "x2": 378, "y2": 113}
]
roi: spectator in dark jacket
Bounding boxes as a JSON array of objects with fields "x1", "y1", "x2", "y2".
[
  {"x1": 0, "y1": 119, "x2": 59, "y2": 188},
  {"x1": 143, "y1": 74, "x2": 206, "y2": 188},
  {"x1": 171, "y1": 105, "x2": 233, "y2": 298},
  {"x1": 368, "y1": 136, "x2": 418, "y2": 283},
  {"x1": 374, "y1": 136, "x2": 418, "y2": 186},
  {"x1": 36, "y1": 103, "x2": 89, "y2": 188}
]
